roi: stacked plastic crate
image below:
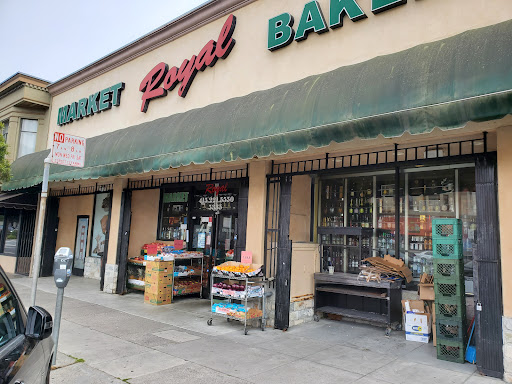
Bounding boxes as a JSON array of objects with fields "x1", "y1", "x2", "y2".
[{"x1": 432, "y1": 218, "x2": 466, "y2": 363}]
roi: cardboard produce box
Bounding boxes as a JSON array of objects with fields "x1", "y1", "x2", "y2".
[
  {"x1": 418, "y1": 273, "x2": 435, "y2": 301},
  {"x1": 145, "y1": 260, "x2": 173, "y2": 273},
  {"x1": 144, "y1": 292, "x2": 172, "y2": 306},
  {"x1": 402, "y1": 299, "x2": 431, "y2": 343}
]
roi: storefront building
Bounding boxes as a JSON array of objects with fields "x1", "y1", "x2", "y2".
[
  {"x1": 0, "y1": 73, "x2": 52, "y2": 274},
  {"x1": 3, "y1": 0, "x2": 512, "y2": 379}
]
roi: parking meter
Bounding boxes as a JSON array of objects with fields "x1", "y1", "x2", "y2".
[
  {"x1": 53, "y1": 247, "x2": 73, "y2": 288},
  {"x1": 52, "y1": 247, "x2": 73, "y2": 365}
]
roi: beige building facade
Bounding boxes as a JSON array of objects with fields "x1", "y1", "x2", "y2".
[
  {"x1": 0, "y1": 73, "x2": 51, "y2": 274},
  {"x1": 3, "y1": 0, "x2": 512, "y2": 379}
]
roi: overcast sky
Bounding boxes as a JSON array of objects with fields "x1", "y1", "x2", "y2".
[{"x1": 0, "y1": 0, "x2": 207, "y2": 84}]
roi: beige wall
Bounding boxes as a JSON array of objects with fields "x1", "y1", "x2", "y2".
[
  {"x1": 290, "y1": 242, "x2": 320, "y2": 299},
  {"x1": 47, "y1": 0, "x2": 512, "y2": 146},
  {"x1": 128, "y1": 189, "x2": 161, "y2": 258},
  {"x1": 56, "y1": 195, "x2": 94, "y2": 255},
  {"x1": 106, "y1": 179, "x2": 126, "y2": 264},
  {"x1": 498, "y1": 127, "x2": 512, "y2": 317},
  {"x1": 290, "y1": 175, "x2": 311, "y2": 243},
  {"x1": 246, "y1": 161, "x2": 269, "y2": 264},
  {"x1": 0, "y1": 255, "x2": 17, "y2": 274}
]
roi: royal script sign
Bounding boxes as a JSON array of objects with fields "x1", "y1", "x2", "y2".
[{"x1": 139, "y1": 14, "x2": 237, "y2": 113}]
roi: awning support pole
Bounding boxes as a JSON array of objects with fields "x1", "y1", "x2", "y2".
[{"x1": 30, "y1": 152, "x2": 51, "y2": 307}]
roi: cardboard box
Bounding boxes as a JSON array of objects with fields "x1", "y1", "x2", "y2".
[
  {"x1": 405, "y1": 312, "x2": 431, "y2": 335},
  {"x1": 145, "y1": 270, "x2": 173, "y2": 284},
  {"x1": 406, "y1": 332, "x2": 430, "y2": 343},
  {"x1": 144, "y1": 281, "x2": 173, "y2": 294},
  {"x1": 145, "y1": 260, "x2": 173, "y2": 273},
  {"x1": 402, "y1": 299, "x2": 431, "y2": 344},
  {"x1": 418, "y1": 273, "x2": 435, "y2": 301},
  {"x1": 144, "y1": 292, "x2": 172, "y2": 305}
]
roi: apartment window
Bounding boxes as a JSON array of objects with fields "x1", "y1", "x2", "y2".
[
  {"x1": 1, "y1": 120, "x2": 7, "y2": 143},
  {"x1": 18, "y1": 119, "x2": 38, "y2": 158}
]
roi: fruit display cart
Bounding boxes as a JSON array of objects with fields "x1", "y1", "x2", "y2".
[
  {"x1": 173, "y1": 253, "x2": 204, "y2": 299},
  {"x1": 208, "y1": 262, "x2": 266, "y2": 335}
]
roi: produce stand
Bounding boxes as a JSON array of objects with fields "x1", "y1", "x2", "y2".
[
  {"x1": 173, "y1": 253, "x2": 204, "y2": 299},
  {"x1": 208, "y1": 262, "x2": 266, "y2": 335}
]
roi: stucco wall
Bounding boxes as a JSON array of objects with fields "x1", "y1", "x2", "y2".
[
  {"x1": 0, "y1": 256, "x2": 17, "y2": 274},
  {"x1": 128, "y1": 188, "x2": 161, "y2": 258},
  {"x1": 56, "y1": 195, "x2": 94, "y2": 257},
  {"x1": 498, "y1": 127, "x2": 512, "y2": 318},
  {"x1": 290, "y1": 175, "x2": 311, "y2": 243},
  {"x1": 47, "y1": 0, "x2": 512, "y2": 147}
]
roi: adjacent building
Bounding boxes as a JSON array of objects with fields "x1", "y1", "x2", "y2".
[{"x1": 0, "y1": 73, "x2": 51, "y2": 274}]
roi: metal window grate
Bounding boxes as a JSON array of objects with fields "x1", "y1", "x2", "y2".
[
  {"x1": 49, "y1": 183, "x2": 114, "y2": 197},
  {"x1": 128, "y1": 166, "x2": 248, "y2": 190},
  {"x1": 269, "y1": 135, "x2": 487, "y2": 177}
]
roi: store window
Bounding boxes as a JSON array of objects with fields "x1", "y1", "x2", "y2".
[
  {"x1": 317, "y1": 165, "x2": 476, "y2": 286},
  {"x1": 90, "y1": 193, "x2": 111, "y2": 258},
  {"x1": 158, "y1": 191, "x2": 189, "y2": 241},
  {"x1": 3, "y1": 213, "x2": 20, "y2": 257},
  {"x1": 1, "y1": 120, "x2": 8, "y2": 143},
  {"x1": 17, "y1": 119, "x2": 38, "y2": 158}
]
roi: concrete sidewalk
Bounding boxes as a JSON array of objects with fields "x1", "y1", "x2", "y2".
[{"x1": 11, "y1": 275, "x2": 500, "y2": 384}]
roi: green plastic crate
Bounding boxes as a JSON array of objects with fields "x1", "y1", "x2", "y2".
[
  {"x1": 436, "y1": 319, "x2": 466, "y2": 342},
  {"x1": 435, "y1": 277, "x2": 465, "y2": 298},
  {"x1": 434, "y1": 259, "x2": 464, "y2": 279},
  {"x1": 432, "y1": 219, "x2": 462, "y2": 240},
  {"x1": 432, "y1": 238, "x2": 463, "y2": 260},
  {"x1": 436, "y1": 339, "x2": 466, "y2": 363},
  {"x1": 435, "y1": 296, "x2": 466, "y2": 321}
]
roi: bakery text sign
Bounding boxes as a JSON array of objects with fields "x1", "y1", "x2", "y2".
[
  {"x1": 139, "y1": 14, "x2": 236, "y2": 113},
  {"x1": 268, "y1": 0, "x2": 406, "y2": 51}
]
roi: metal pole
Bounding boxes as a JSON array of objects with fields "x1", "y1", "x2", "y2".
[
  {"x1": 51, "y1": 287, "x2": 64, "y2": 365},
  {"x1": 30, "y1": 152, "x2": 51, "y2": 307}
]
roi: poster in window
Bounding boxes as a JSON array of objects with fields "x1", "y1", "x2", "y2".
[
  {"x1": 91, "y1": 193, "x2": 111, "y2": 258},
  {"x1": 74, "y1": 217, "x2": 89, "y2": 270}
]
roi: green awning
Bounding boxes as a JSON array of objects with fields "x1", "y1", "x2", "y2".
[{"x1": 4, "y1": 19, "x2": 512, "y2": 191}]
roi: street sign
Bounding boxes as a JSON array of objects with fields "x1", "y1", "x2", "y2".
[{"x1": 51, "y1": 132, "x2": 86, "y2": 168}]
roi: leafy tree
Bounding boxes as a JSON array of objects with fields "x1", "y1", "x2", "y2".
[{"x1": 0, "y1": 121, "x2": 11, "y2": 182}]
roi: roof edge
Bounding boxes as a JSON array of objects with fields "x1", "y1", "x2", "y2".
[
  {"x1": 47, "y1": 0, "x2": 257, "y2": 96},
  {"x1": 0, "y1": 72, "x2": 50, "y2": 94}
]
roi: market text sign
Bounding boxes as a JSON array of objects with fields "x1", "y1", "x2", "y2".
[
  {"x1": 51, "y1": 132, "x2": 86, "y2": 168},
  {"x1": 139, "y1": 14, "x2": 236, "y2": 113},
  {"x1": 57, "y1": 82, "x2": 125, "y2": 126},
  {"x1": 268, "y1": 0, "x2": 406, "y2": 51}
]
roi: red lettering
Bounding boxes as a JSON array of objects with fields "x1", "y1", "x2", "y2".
[
  {"x1": 139, "y1": 62, "x2": 168, "y2": 112},
  {"x1": 205, "y1": 183, "x2": 228, "y2": 194},
  {"x1": 196, "y1": 40, "x2": 217, "y2": 71},
  {"x1": 139, "y1": 15, "x2": 237, "y2": 112},
  {"x1": 177, "y1": 56, "x2": 198, "y2": 97},
  {"x1": 163, "y1": 66, "x2": 179, "y2": 91},
  {"x1": 215, "y1": 14, "x2": 236, "y2": 59}
]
